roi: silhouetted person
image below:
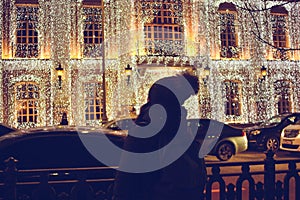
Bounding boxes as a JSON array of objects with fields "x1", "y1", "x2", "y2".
[
  {"x1": 60, "y1": 112, "x2": 68, "y2": 125},
  {"x1": 113, "y1": 71, "x2": 207, "y2": 200}
]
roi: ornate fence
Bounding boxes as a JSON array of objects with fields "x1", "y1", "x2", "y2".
[
  {"x1": 0, "y1": 150, "x2": 299, "y2": 200},
  {"x1": 205, "y1": 151, "x2": 300, "y2": 200}
]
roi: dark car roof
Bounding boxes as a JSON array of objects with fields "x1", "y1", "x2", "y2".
[
  {"x1": 0, "y1": 126, "x2": 127, "y2": 169},
  {"x1": 0, "y1": 123, "x2": 17, "y2": 136},
  {"x1": 188, "y1": 118, "x2": 243, "y2": 139},
  {"x1": 245, "y1": 112, "x2": 300, "y2": 131},
  {"x1": 188, "y1": 118, "x2": 243, "y2": 129},
  {"x1": 263, "y1": 113, "x2": 300, "y2": 123},
  {"x1": 0, "y1": 125, "x2": 125, "y2": 141},
  {"x1": 0, "y1": 126, "x2": 127, "y2": 151}
]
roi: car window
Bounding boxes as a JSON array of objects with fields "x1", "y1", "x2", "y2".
[
  {"x1": 295, "y1": 120, "x2": 300, "y2": 125},
  {"x1": 0, "y1": 134, "x2": 115, "y2": 169}
]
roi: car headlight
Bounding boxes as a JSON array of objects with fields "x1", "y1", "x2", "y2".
[
  {"x1": 281, "y1": 129, "x2": 285, "y2": 137},
  {"x1": 251, "y1": 130, "x2": 261, "y2": 135}
]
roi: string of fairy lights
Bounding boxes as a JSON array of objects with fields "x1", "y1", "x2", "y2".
[{"x1": 0, "y1": 0, "x2": 299, "y2": 128}]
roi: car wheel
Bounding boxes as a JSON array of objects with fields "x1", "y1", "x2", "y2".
[
  {"x1": 265, "y1": 136, "x2": 279, "y2": 152},
  {"x1": 216, "y1": 142, "x2": 234, "y2": 161}
]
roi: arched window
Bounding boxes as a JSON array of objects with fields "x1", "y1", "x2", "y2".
[
  {"x1": 224, "y1": 80, "x2": 241, "y2": 116},
  {"x1": 82, "y1": 0, "x2": 104, "y2": 58},
  {"x1": 15, "y1": 82, "x2": 39, "y2": 126},
  {"x1": 274, "y1": 80, "x2": 292, "y2": 114},
  {"x1": 218, "y1": 3, "x2": 239, "y2": 59},
  {"x1": 271, "y1": 6, "x2": 288, "y2": 59},
  {"x1": 84, "y1": 82, "x2": 103, "y2": 124},
  {"x1": 142, "y1": 0, "x2": 183, "y2": 56},
  {"x1": 15, "y1": 0, "x2": 39, "y2": 58}
]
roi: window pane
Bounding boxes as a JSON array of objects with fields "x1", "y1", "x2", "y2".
[
  {"x1": 224, "y1": 81, "x2": 241, "y2": 116},
  {"x1": 83, "y1": 7, "x2": 103, "y2": 58},
  {"x1": 84, "y1": 82, "x2": 103, "y2": 124},
  {"x1": 142, "y1": 0, "x2": 183, "y2": 56},
  {"x1": 15, "y1": 82, "x2": 39, "y2": 127},
  {"x1": 274, "y1": 80, "x2": 291, "y2": 114},
  {"x1": 219, "y1": 12, "x2": 238, "y2": 59},
  {"x1": 15, "y1": 6, "x2": 39, "y2": 58}
]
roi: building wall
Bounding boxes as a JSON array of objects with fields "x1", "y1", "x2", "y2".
[{"x1": 0, "y1": 0, "x2": 300, "y2": 128}]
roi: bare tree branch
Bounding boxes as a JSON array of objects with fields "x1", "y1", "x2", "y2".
[
  {"x1": 233, "y1": 0, "x2": 300, "y2": 55},
  {"x1": 235, "y1": 0, "x2": 295, "y2": 12}
]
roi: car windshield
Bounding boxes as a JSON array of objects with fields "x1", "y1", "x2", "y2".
[{"x1": 260, "y1": 115, "x2": 286, "y2": 126}]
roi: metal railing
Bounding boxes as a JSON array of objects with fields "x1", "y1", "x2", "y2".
[
  {"x1": 0, "y1": 150, "x2": 299, "y2": 200},
  {"x1": 205, "y1": 151, "x2": 300, "y2": 200}
]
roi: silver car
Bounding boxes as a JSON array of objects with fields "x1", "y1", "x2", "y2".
[{"x1": 280, "y1": 120, "x2": 300, "y2": 152}]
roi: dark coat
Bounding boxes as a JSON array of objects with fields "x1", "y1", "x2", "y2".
[{"x1": 113, "y1": 74, "x2": 206, "y2": 200}]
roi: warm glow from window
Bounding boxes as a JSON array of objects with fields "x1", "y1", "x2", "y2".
[
  {"x1": 143, "y1": 0, "x2": 183, "y2": 56},
  {"x1": 274, "y1": 80, "x2": 292, "y2": 114},
  {"x1": 15, "y1": 6, "x2": 39, "y2": 58},
  {"x1": 84, "y1": 82, "x2": 103, "y2": 122},
  {"x1": 82, "y1": 6, "x2": 103, "y2": 58},
  {"x1": 271, "y1": 6, "x2": 289, "y2": 60},
  {"x1": 15, "y1": 82, "x2": 39, "y2": 127},
  {"x1": 218, "y1": 3, "x2": 239, "y2": 59},
  {"x1": 224, "y1": 80, "x2": 241, "y2": 116}
]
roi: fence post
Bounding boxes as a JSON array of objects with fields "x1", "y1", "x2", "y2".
[
  {"x1": 4, "y1": 157, "x2": 18, "y2": 200},
  {"x1": 264, "y1": 150, "x2": 275, "y2": 200}
]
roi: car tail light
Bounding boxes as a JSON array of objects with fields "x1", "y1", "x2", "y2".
[{"x1": 242, "y1": 131, "x2": 246, "y2": 136}]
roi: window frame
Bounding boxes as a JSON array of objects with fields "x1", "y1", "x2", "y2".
[
  {"x1": 274, "y1": 80, "x2": 292, "y2": 114},
  {"x1": 15, "y1": 4, "x2": 39, "y2": 58},
  {"x1": 82, "y1": 5, "x2": 104, "y2": 58},
  {"x1": 15, "y1": 82, "x2": 39, "y2": 127},
  {"x1": 218, "y1": 3, "x2": 239, "y2": 59},
  {"x1": 224, "y1": 80, "x2": 242, "y2": 116},
  {"x1": 84, "y1": 82, "x2": 103, "y2": 122},
  {"x1": 142, "y1": 0, "x2": 184, "y2": 56},
  {"x1": 270, "y1": 7, "x2": 289, "y2": 59}
]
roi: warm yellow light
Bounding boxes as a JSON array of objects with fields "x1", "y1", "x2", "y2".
[
  {"x1": 57, "y1": 70, "x2": 63, "y2": 77},
  {"x1": 260, "y1": 66, "x2": 267, "y2": 77},
  {"x1": 125, "y1": 64, "x2": 132, "y2": 76},
  {"x1": 56, "y1": 64, "x2": 64, "y2": 76},
  {"x1": 204, "y1": 66, "x2": 210, "y2": 77}
]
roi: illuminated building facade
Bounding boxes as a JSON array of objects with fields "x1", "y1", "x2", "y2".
[{"x1": 0, "y1": 0, "x2": 300, "y2": 128}]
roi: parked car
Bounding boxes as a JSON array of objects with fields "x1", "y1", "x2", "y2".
[
  {"x1": 0, "y1": 123, "x2": 16, "y2": 136},
  {"x1": 102, "y1": 118, "x2": 136, "y2": 132},
  {"x1": 189, "y1": 119, "x2": 248, "y2": 161},
  {"x1": 280, "y1": 119, "x2": 300, "y2": 152},
  {"x1": 0, "y1": 126, "x2": 128, "y2": 198},
  {"x1": 0, "y1": 126, "x2": 126, "y2": 170},
  {"x1": 243, "y1": 113, "x2": 300, "y2": 151},
  {"x1": 105, "y1": 118, "x2": 248, "y2": 161}
]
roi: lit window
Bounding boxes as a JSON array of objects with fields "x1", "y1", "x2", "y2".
[
  {"x1": 142, "y1": 0, "x2": 183, "y2": 56},
  {"x1": 274, "y1": 80, "x2": 292, "y2": 114},
  {"x1": 218, "y1": 3, "x2": 239, "y2": 59},
  {"x1": 224, "y1": 80, "x2": 241, "y2": 116},
  {"x1": 84, "y1": 82, "x2": 103, "y2": 122},
  {"x1": 82, "y1": 5, "x2": 103, "y2": 58},
  {"x1": 271, "y1": 6, "x2": 288, "y2": 60},
  {"x1": 15, "y1": 82, "x2": 39, "y2": 127},
  {"x1": 15, "y1": 6, "x2": 39, "y2": 58}
]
